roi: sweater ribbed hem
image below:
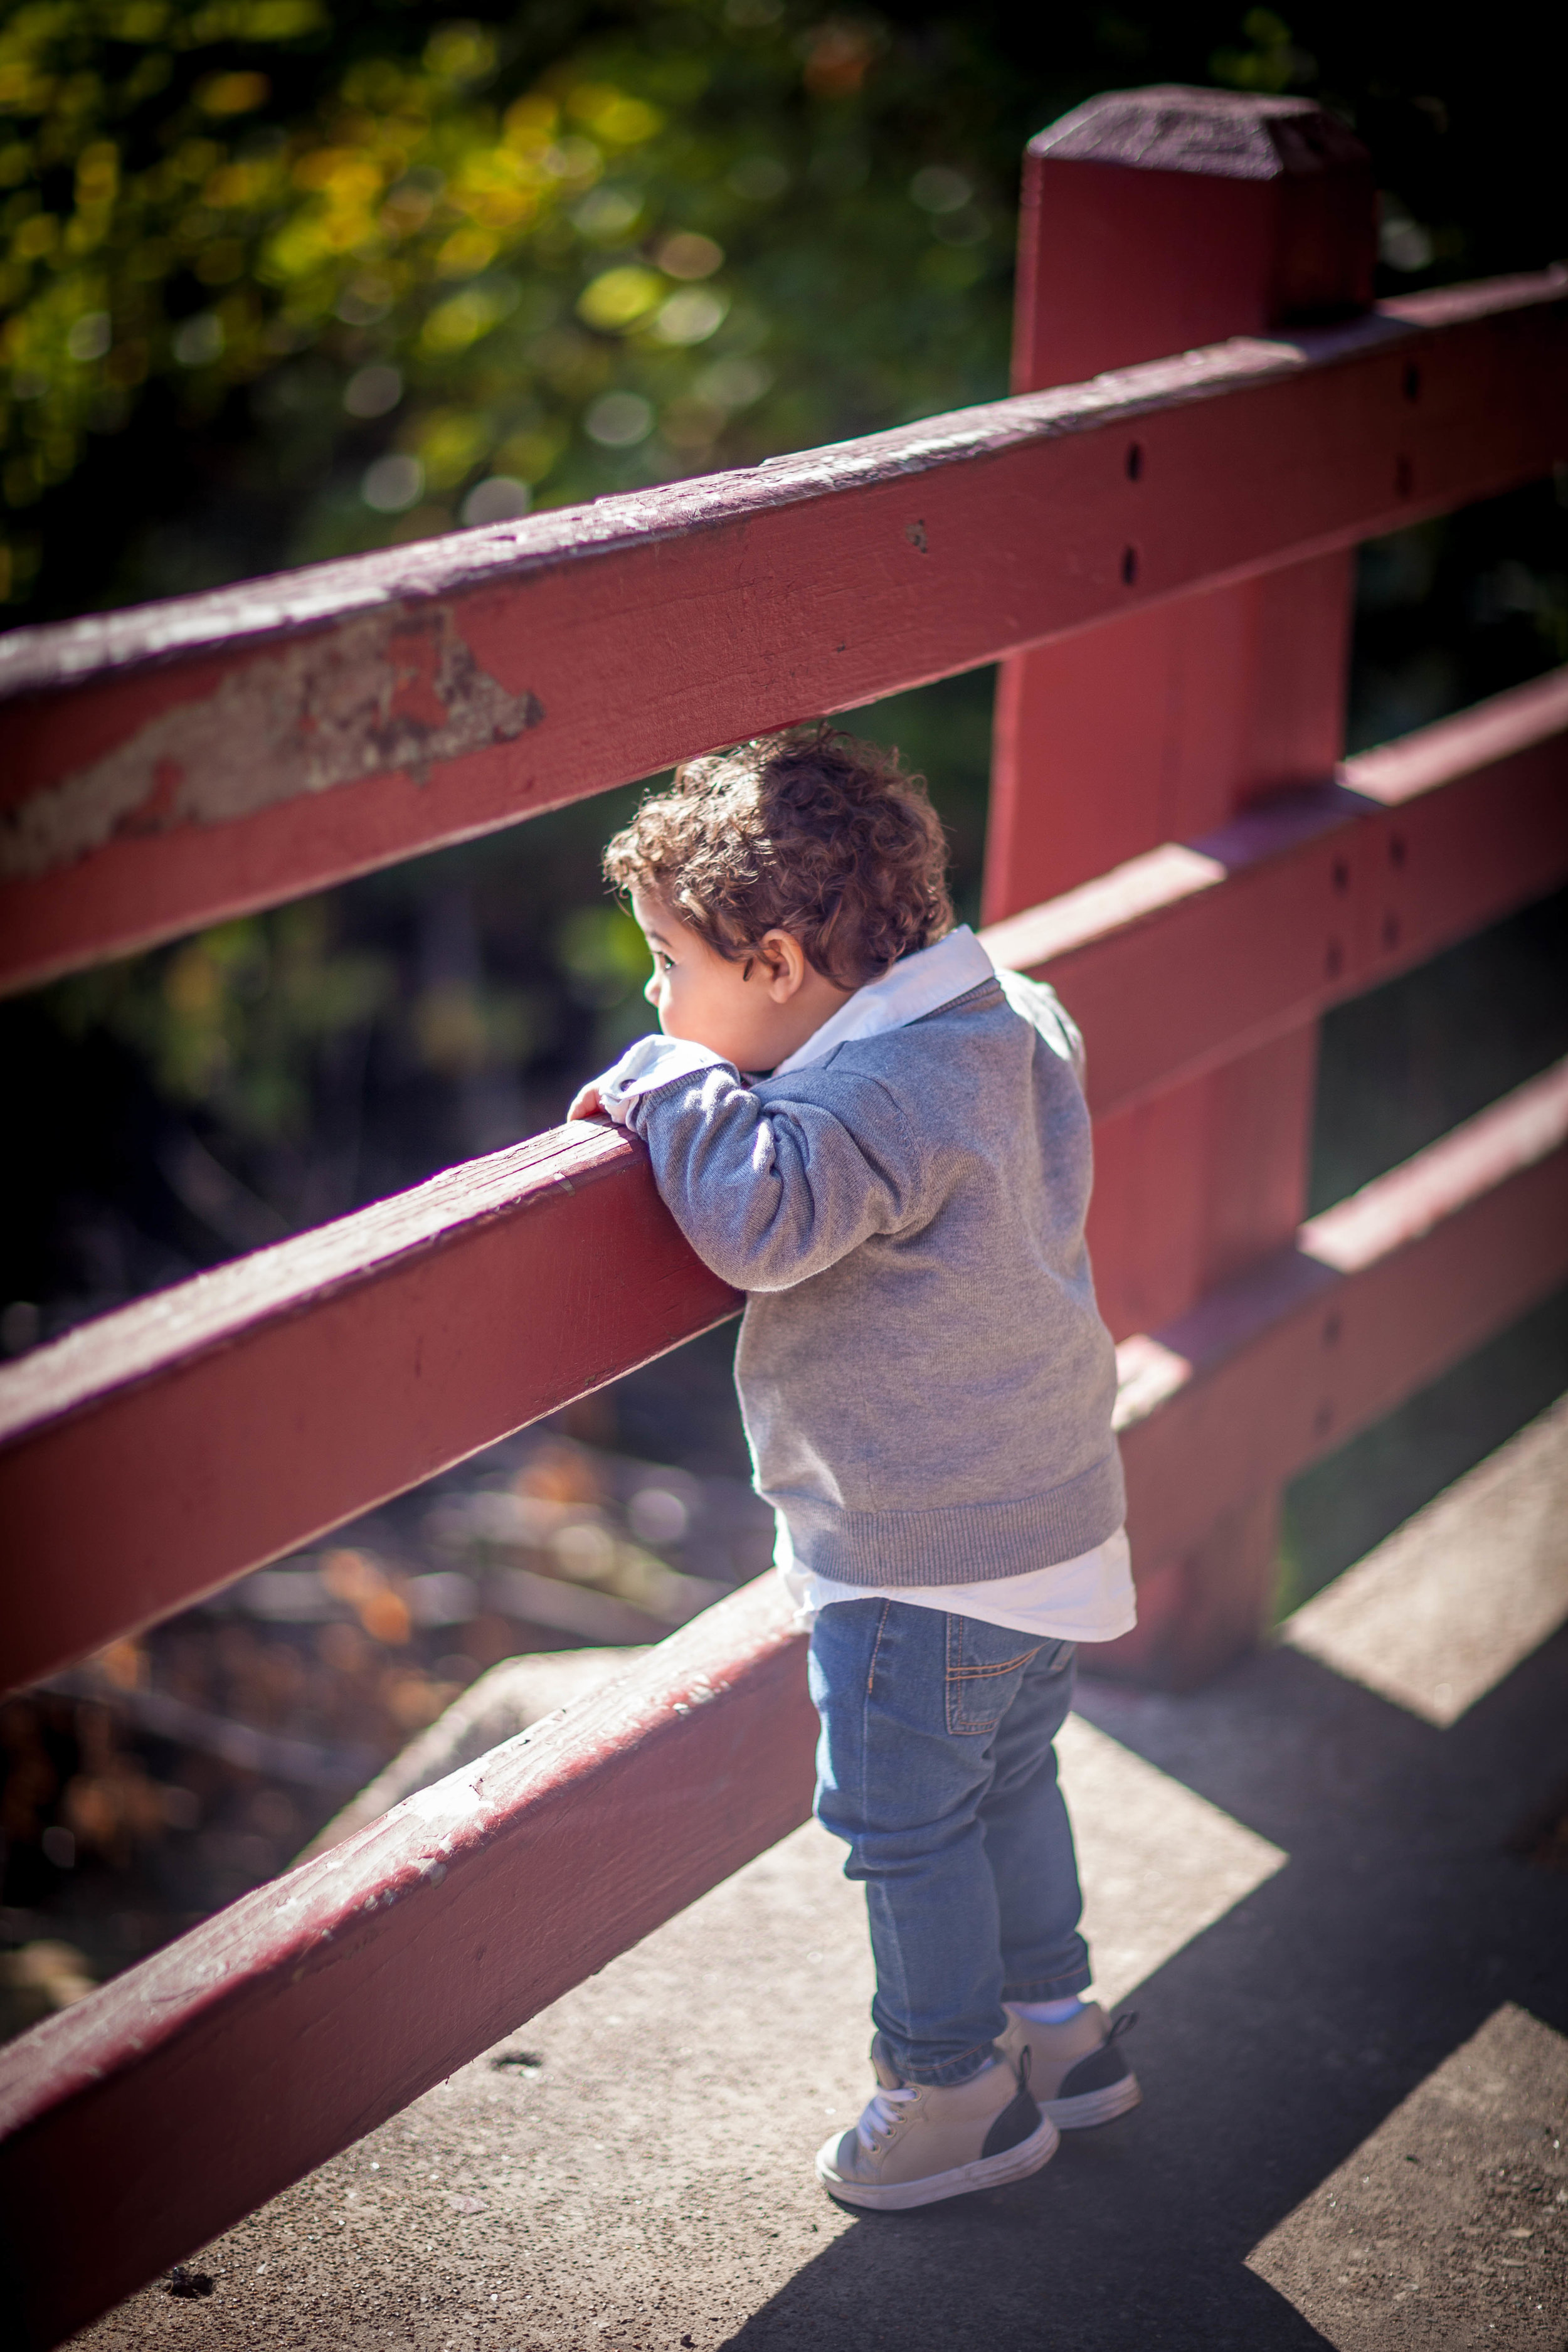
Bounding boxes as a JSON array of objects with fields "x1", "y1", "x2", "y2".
[{"x1": 768, "y1": 1447, "x2": 1127, "y2": 1586}]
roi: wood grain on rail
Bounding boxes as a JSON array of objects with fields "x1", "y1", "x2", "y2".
[
  {"x1": 0, "y1": 1121, "x2": 739, "y2": 1697},
  {"x1": 0, "y1": 1576, "x2": 817, "y2": 2351}
]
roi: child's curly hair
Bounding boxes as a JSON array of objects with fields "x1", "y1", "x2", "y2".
[{"x1": 602, "y1": 726, "x2": 953, "y2": 990}]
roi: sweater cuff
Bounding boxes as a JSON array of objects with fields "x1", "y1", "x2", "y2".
[{"x1": 593, "y1": 1034, "x2": 729, "y2": 1124}]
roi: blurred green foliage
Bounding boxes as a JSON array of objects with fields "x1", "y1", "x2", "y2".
[
  {"x1": 48, "y1": 899, "x2": 395, "y2": 1140},
  {"x1": 0, "y1": 0, "x2": 1029, "y2": 611},
  {"x1": 5, "y1": 0, "x2": 1564, "y2": 620}
]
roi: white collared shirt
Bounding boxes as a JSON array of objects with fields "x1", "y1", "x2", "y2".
[
  {"x1": 770, "y1": 924, "x2": 996, "y2": 1074},
  {"x1": 590, "y1": 928, "x2": 1134, "y2": 1645}
]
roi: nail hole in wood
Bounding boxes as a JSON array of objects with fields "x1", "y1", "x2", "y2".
[
  {"x1": 1126, "y1": 442, "x2": 1143, "y2": 482},
  {"x1": 1403, "y1": 362, "x2": 1421, "y2": 403},
  {"x1": 1121, "y1": 544, "x2": 1138, "y2": 585},
  {"x1": 1332, "y1": 859, "x2": 1350, "y2": 894},
  {"x1": 1389, "y1": 834, "x2": 1406, "y2": 868}
]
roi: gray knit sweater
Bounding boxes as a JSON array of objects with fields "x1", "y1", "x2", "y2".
[{"x1": 619, "y1": 967, "x2": 1125, "y2": 1587}]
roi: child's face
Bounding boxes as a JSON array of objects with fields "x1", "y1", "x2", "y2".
[{"x1": 631, "y1": 888, "x2": 851, "y2": 1073}]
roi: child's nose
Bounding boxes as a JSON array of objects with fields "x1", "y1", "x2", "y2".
[{"x1": 644, "y1": 972, "x2": 660, "y2": 1005}]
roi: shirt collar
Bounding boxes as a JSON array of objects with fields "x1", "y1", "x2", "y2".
[{"x1": 770, "y1": 926, "x2": 996, "y2": 1078}]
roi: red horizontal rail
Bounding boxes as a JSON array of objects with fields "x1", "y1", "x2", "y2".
[
  {"x1": 1, "y1": 271, "x2": 1563, "y2": 997},
  {"x1": 0, "y1": 1122, "x2": 738, "y2": 1697},
  {"x1": 1111, "y1": 1057, "x2": 1568, "y2": 1681},
  {"x1": 4, "y1": 676, "x2": 1562, "y2": 1696},
  {"x1": 989, "y1": 667, "x2": 1568, "y2": 1119},
  {"x1": 4, "y1": 1061, "x2": 1564, "y2": 2345},
  {"x1": 0, "y1": 1576, "x2": 817, "y2": 2352}
]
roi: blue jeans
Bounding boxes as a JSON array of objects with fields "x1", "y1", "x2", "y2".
[{"x1": 808, "y1": 1598, "x2": 1090, "y2": 2087}]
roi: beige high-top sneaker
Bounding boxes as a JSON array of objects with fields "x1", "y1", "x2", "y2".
[
  {"x1": 997, "y1": 2002, "x2": 1140, "y2": 2129},
  {"x1": 815, "y1": 2035, "x2": 1059, "y2": 2210}
]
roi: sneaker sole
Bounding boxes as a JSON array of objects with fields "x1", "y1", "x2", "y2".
[
  {"x1": 1045, "y1": 2072, "x2": 1142, "y2": 2129},
  {"x1": 815, "y1": 2112, "x2": 1060, "y2": 2211}
]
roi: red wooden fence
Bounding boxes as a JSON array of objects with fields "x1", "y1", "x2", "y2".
[
  {"x1": 2, "y1": 275, "x2": 1562, "y2": 997},
  {"x1": 1, "y1": 86, "x2": 1564, "y2": 2348}
]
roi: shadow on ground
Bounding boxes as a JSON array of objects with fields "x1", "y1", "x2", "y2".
[{"x1": 716, "y1": 1634, "x2": 1568, "y2": 2352}]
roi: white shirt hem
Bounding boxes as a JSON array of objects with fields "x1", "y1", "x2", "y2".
[{"x1": 776, "y1": 1523, "x2": 1136, "y2": 1645}]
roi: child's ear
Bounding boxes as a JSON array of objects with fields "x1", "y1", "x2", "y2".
[{"x1": 758, "y1": 930, "x2": 806, "y2": 1000}]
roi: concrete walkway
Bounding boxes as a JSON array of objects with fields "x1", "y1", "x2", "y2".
[{"x1": 78, "y1": 1403, "x2": 1568, "y2": 2351}]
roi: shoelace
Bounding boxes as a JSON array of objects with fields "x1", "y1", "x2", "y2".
[{"x1": 854, "y1": 2084, "x2": 919, "y2": 2151}]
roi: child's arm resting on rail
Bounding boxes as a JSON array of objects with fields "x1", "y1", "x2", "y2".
[{"x1": 571, "y1": 1037, "x2": 924, "y2": 1293}]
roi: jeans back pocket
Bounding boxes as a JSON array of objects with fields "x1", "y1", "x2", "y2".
[{"x1": 944, "y1": 1614, "x2": 1053, "y2": 1735}]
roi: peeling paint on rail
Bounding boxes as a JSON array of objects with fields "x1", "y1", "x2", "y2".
[
  {"x1": 1, "y1": 270, "x2": 1564, "y2": 993},
  {"x1": 1, "y1": 607, "x2": 541, "y2": 882}
]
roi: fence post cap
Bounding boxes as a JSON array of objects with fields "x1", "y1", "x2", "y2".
[{"x1": 1030, "y1": 86, "x2": 1369, "y2": 182}]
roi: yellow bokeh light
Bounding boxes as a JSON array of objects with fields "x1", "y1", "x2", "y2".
[
  {"x1": 576, "y1": 263, "x2": 664, "y2": 332},
  {"x1": 198, "y1": 72, "x2": 272, "y2": 118}
]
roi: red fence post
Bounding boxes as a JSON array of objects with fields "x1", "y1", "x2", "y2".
[{"x1": 988, "y1": 88, "x2": 1379, "y2": 1684}]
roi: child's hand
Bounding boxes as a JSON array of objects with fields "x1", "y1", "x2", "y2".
[{"x1": 568, "y1": 1082, "x2": 605, "y2": 1121}]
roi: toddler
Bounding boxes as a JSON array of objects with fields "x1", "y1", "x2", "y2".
[{"x1": 569, "y1": 727, "x2": 1139, "y2": 2209}]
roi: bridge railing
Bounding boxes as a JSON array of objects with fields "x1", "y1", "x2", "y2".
[{"x1": 0, "y1": 86, "x2": 1564, "y2": 2350}]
